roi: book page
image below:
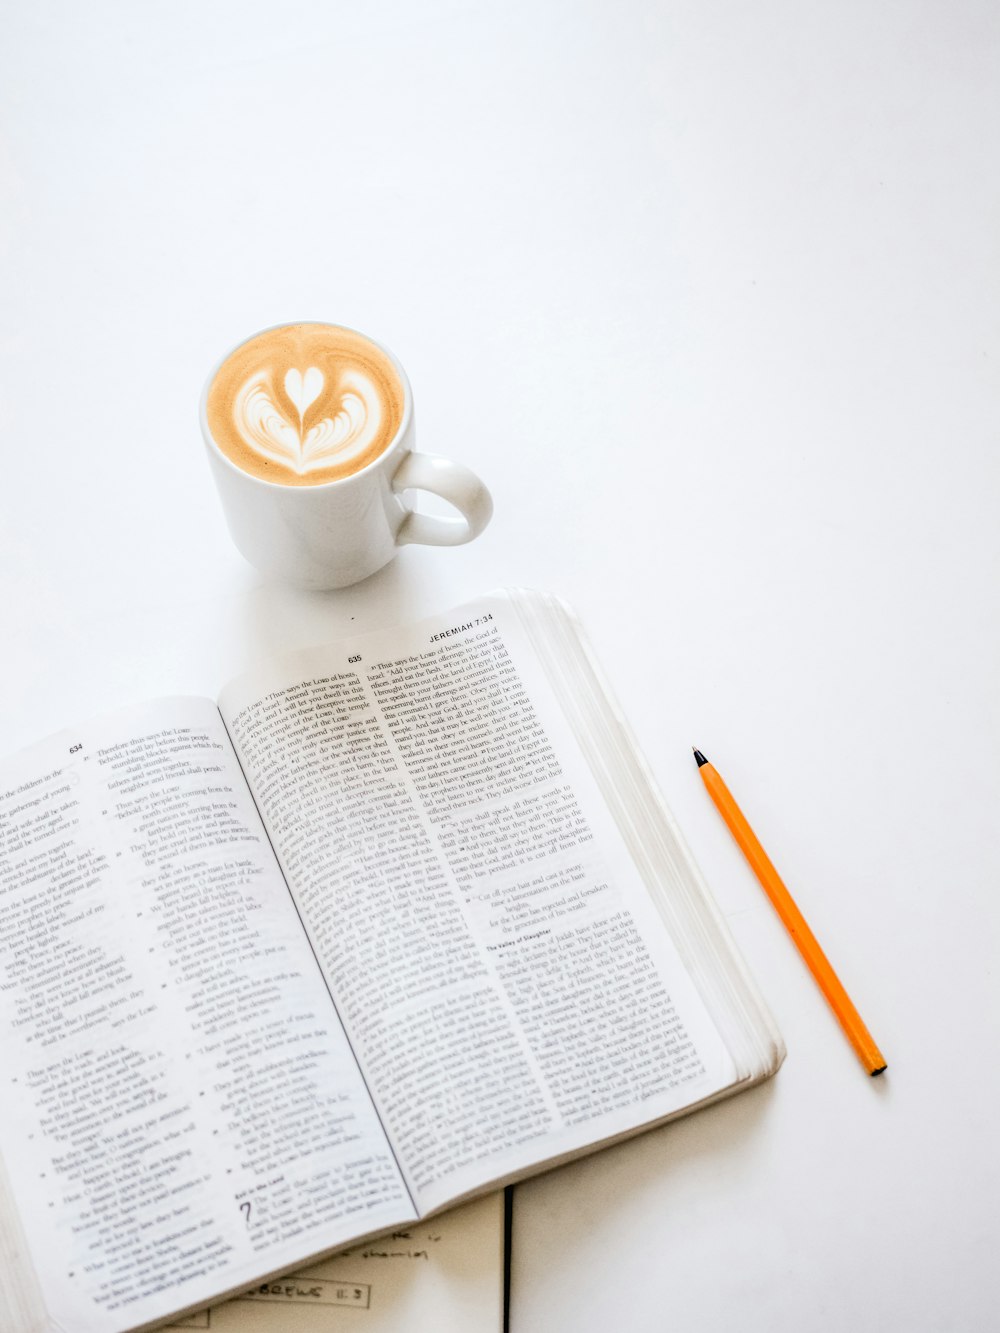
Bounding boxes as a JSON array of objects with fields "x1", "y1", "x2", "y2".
[
  {"x1": 169, "y1": 1193, "x2": 504, "y2": 1333},
  {"x1": 219, "y1": 596, "x2": 736, "y2": 1216},
  {"x1": 0, "y1": 699, "x2": 414, "y2": 1333}
]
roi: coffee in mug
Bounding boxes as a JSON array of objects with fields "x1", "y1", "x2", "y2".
[
  {"x1": 205, "y1": 323, "x2": 407, "y2": 486},
  {"x1": 200, "y1": 322, "x2": 492, "y2": 590}
]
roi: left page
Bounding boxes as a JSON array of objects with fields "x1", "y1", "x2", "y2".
[{"x1": 0, "y1": 699, "x2": 415, "y2": 1333}]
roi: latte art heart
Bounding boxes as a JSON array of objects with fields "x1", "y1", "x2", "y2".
[
  {"x1": 234, "y1": 367, "x2": 384, "y2": 475},
  {"x1": 206, "y1": 323, "x2": 406, "y2": 487},
  {"x1": 284, "y1": 366, "x2": 324, "y2": 418}
]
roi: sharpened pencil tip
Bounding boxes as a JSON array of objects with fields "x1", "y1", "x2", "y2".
[{"x1": 693, "y1": 749, "x2": 709, "y2": 768}]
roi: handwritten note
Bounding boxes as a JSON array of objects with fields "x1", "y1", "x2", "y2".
[{"x1": 168, "y1": 1193, "x2": 504, "y2": 1332}]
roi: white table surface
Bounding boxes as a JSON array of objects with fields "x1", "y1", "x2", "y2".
[{"x1": 2, "y1": 3, "x2": 998, "y2": 1330}]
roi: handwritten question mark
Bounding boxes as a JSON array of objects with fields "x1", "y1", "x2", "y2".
[{"x1": 240, "y1": 1201, "x2": 252, "y2": 1227}]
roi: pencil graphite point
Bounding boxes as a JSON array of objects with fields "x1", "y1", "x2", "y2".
[{"x1": 693, "y1": 748, "x2": 709, "y2": 768}]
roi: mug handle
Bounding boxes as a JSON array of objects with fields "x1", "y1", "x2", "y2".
[{"x1": 392, "y1": 452, "x2": 493, "y2": 547}]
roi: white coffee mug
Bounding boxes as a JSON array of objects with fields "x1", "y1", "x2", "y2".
[{"x1": 200, "y1": 323, "x2": 492, "y2": 590}]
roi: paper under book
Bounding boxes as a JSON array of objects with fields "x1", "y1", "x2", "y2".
[
  {"x1": 167, "y1": 1193, "x2": 507, "y2": 1332},
  {"x1": 0, "y1": 589, "x2": 783, "y2": 1333}
]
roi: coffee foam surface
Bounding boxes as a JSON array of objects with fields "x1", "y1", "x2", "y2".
[{"x1": 206, "y1": 324, "x2": 406, "y2": 485}]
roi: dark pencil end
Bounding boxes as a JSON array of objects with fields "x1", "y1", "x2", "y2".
[
  {"x1": 693, "y1": 748, "x2": 709, "y2": 768},
  {"x1": 870, "y1": 1064, "x2": 888, "y2": 1077}
]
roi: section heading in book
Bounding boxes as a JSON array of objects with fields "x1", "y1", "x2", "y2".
[{"x1": 429, "y1": 613, "x2": 493, "y2": 643}]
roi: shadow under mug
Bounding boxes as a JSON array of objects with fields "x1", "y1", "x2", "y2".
[{"x1": 200, "y1": 324, "x2": 493, "y2": 590}]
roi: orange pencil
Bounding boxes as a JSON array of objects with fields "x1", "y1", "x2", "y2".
[{"x1": 694, "y1": 749, "x2": 887, "y2": 1076}]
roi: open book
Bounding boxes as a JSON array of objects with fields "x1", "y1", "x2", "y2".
[{"x1": 0, "y1": 589, "x2": 783, "y2": 1333}]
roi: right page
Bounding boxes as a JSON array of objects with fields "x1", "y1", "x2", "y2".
[{"x1": 218, "y1": 590, "x2": 782, "y2": 1217}]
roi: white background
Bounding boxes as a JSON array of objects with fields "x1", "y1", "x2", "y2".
[{"x1": 1, "y1": 3, "x2": 998, "y2": 1330}]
